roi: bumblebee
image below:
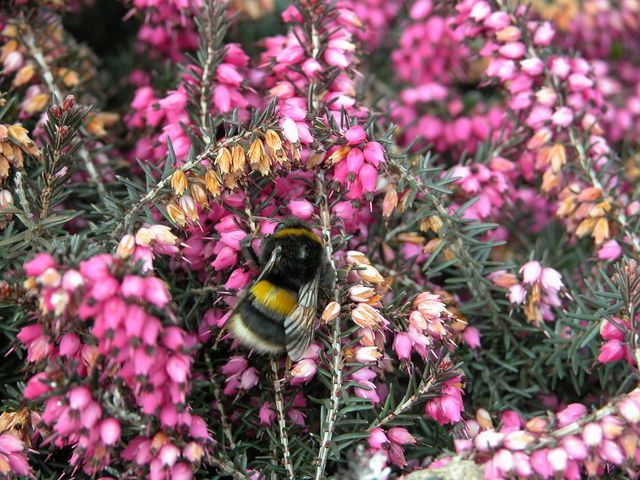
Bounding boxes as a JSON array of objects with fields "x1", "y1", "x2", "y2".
[{"x1": 223, "y1": 218, "x2": 324, "y2": 361}]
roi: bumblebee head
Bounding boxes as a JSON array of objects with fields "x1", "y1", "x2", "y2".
[{"x1": 260, "y1": 217, "x2": 324, "y2": 287}]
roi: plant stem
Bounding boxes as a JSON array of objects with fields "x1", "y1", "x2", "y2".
[
  {"x1": 314, "y1": 171, "x2": 343, "y2": 480},
  {"x1": 270, "y1": 359, "x2": 294, "y2": 479},
  {"x1": 22, "y1": 24, "x2": 108, "y2": 204},
  {"x1": 13, "y1": 170, "x2": 35, "y2": 229}
]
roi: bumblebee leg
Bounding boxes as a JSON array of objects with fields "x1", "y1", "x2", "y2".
[{"x1": 240, "y1": 233, "x2": 261, "y2": 268}]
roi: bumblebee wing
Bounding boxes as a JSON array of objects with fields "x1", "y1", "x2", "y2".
[
  {"x1": 284, "y1": 272, "x2": 320, "y2": 361},
  {"x1": 214, "y1": 244, "x2": 281, "y2": 345}
]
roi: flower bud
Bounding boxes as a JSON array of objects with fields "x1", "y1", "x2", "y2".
[{"x1": 117, "y1": 234, "x2": 136, "y2": 258}]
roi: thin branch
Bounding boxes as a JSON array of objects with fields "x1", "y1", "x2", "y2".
[
  {"x1": 371, "y1": 376, "x2": 438, "y2": 430},
  {"x1": 270, "y1": 359, "x2": 294, "y2": 479},
  {"x1": 21, "y1": 24, "x2": 108, "y2": 204},
  {"x1": 314, "y1": 171, "x2": 343, "y2": 480},
  {"x1": 209, "y1": 453, "x2": 251, "y2": 480},
  {"x1": 114, "y1": 128, "x2": 259, "y2": 237},
  {"x1": 389, "y1": 158, "x2": 528, "y2": 358},
  {"x1": 196, "y1": 0, "x2": 224, "y2": 131},
  {"x1": 205, "y1": 352, "x2": 236, "y2": 449},
  {"x1": 14, "y1": 170, "x2": 35, "y2": 229}
]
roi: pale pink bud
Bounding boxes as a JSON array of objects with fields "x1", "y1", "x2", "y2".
[
  {"x1": 324, "y1": 48, "x2": 349, "y2": 68},
  {"x1": 535, "y1": 87, "x2": 557, "y2": 106},
  {"x1": 183, "y1": 442, "x2": 203, "y2": 462},
  {"x1": 121, "y1": 275, "x2": 145, "y2": 298},
  {"x1": 568, "y1": 73, "x2": 593, "y2": 92},
  {"x1": 221, "y1": 356, "x2": 248, "y2": 375},
  {"x1": 280, "y1": 117, "x2": 299, "y2": 143},
  {"x1": 288, "y1": 199, "x2": 314, "y2": 219},
  {"x1": 551, "y1": 106, "x2": 574, "y2": 127},
  {"x1": 561, "y1": 435, "x2": 587, "y2": 460},
  {"x1": 68, "y1": 386, "x2": 93, "y2": 410},
  {"x1": 259, "y1": 402, "x2": 274, "y2": 425},
  {"x1": 301, "y1": 58, "x2": 322, "y2": 77},
  {"x1": 0, "y1": 189, "x2": 13, "y2": 207},
  {"x1": 598, "y1": 339, "x2": 625, "y2": 363},
  {"x1": 499, "y1": 42, "x2": 525, "y2": 60},
  {"x1": 38, "y1": 267, "x2": 60, "y2": 288},
  {"x1": 474, "y1": 430, "x2": 504, "y2": 451},
  {"x1": 462, "y1": 327, "x2": 481, "y2": 349},
  {"x1": 540, "y1": 267, "x2": 563, "y2": 291},
  {"x1": 598, "y1": 439, "x2": 624, "y2": 464},
  {"x1": 321, "y1": 301, "x2": 341, "y2": 323},
  {"x1": 526, "y1": 105, "x2": 552, "y2": 127},
  {"x1": 504, "y1": 430, "x2": 534, "y2": 450},
  {"x1": 530, "y1": 449, "x2": 553, "y2": 478},
  {"x1": 344, "y1": 126, "x2": 367, "y2": 145},
  {"x1": 367, "y1": 428, "x2": 388, "y2": 449},
  {"x1": 356, "y1": 346, "x2": 382, "y2": 363},
  {"x1": 454, "y1": 438, "x2": 472, "y2": 452},
  {"x1": 388, "y1": 427, "x2": 416, "y2": 445},
  {"x1": 211, "y1": 246, "x2": 238, "y2": 271},
  {"x1": 484, "y1": 12, "x2": 510, "y2": 29},
  {"x1": 359, "y1": 163, "x2": 378, "y2": 193},
  {"x1": 159, "y1": 443, "x2": 180, "y2": 466},
  {"x1": 549, "y1": 57, "x2": 571, "y2": 78},
  {"x1": 520, "y1": 57, "x2": 544, "y2": 76},
  {"x1": 363, "y1": 142, "x2": 385, "y2": 167},
  {"x1": 290, "y1": 359, "x2": 317, "y2": 385},
  {"x1": 582, "y1": 422, "x2": 603, "y2": 446},
  {"x1": 171, "y1": 463, "x2": 192, "y2": 480},
  {"x1": 23, "y1": 372, "x2": 51, "y2": 399},
  {"x1": 117, "y1": 234, "x2": 136, "y2": 258},
  {"x1": 513, "y1": 451, "x2": 532, "y2": 476},
  {"x1": 470, "y1": 1, "x2": 491, "y2": 21},
  {"x1": 3, "y1": 50, "x2": 24, "y2": 73},
  {"x1": 91, "y1": 275, "x2": 119, "y2": 301},
  {"x1": 214, "y1": 84, "x2": 231, "y2": 112},
  {"x1": 24, "y1": 253, "x2": 56, "y2": 276},
  {"x1": 393, "y1": 332, "x2": 412, "y2": 360},
  {"x1": 216, "y1": 63, "x2": 243, "y2": 86},
  {"x1": 601, "y1": 415, "x2": 624, "y2": 438},
  {"x1": 520, "y1": 261, "x2": 542, "y2": 284},
  {"x1": 241, "y1": 367, "x2": 259, "y2": 390},
  {"x1": 62, "y1": 269, "x2": 83, "y2": 292},
  {"x1": 597, "y1": 240, "x2": 622, "y2": 260},
  {"x1": 143, "y1": 277, "x2": 170, "y2": 307},
  {"x1": 494, "y1": 449, "x2": 514, "y2": 472},
  {"x1": 100, "y1": 418, "x2": 121, "y2": 445},
  {"x1": 533, "y1": 21, "x2": 555, "y2": 46},
  {"x1": 556, "y1": 403, "x2": 587, "y2": 427},
  {"x1": 600, "y1": 318, "x2": 626, "y2": 340},
  {"x1": 59, "y1": 333, "x2": 81, "y2": 356},
  {"x1": 618, "y1": 397, "x2": 640, "y2": 423},
  {"x1": 346, "y1": 148, "x2": 364, "y2": 173},
  {"x1": 547, "y1": 447, "x2": 567, "y2": 471},
  {"x1": 167, "y1": 353, "x2": 191, "y2": 383}
]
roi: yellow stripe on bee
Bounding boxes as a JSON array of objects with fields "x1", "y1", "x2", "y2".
[
  {"x1": 273, "y1": 227, "x2": 322, "y2": 245},
  {"x1": 250, "y1": 281, "x2": 297, "y2": 316}
]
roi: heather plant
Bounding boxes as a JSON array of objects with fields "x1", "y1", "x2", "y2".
[{"x1": 0, "y1": 0, "x2": 639, "y2": 479}]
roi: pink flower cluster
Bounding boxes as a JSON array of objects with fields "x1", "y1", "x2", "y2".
[
  {"x1": 128, "y1": 0, "x2": 201, "y2": 62},
  {"x1": 328, "y1": 127, "x2": 386, "y2": 201},
  {"x1": 598, "y1": 317, "x2": 635, "y2": 365},
  {"x1": 367, "y1": 426, "x2": 416, "y2": 467},
  {"x1": 127, "y1": 43, "x2": 253, "y2": 163},
  {"x1": 19, "y1": 249, "x2": 209, "y2": 478},
  {"x1": 491, "y1": 260, "x2": 564, "y2": 325},
  {"x1": 448, "y1": 391, "x2": 640, "y2": 479},
  {"x1": 0, "y1": 434, "x2": 30, "y2": 478},
  {"x1": 260, "y1": 2, "x2": 366, "y2": 144}
]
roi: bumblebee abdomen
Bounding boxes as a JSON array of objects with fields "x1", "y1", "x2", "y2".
[
  {"x1": 227, "y1": 301, "x2": 286, "y2": 354},
  {"x1": 250, "y1": 280, "x2": 297, "y2": 316}
]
